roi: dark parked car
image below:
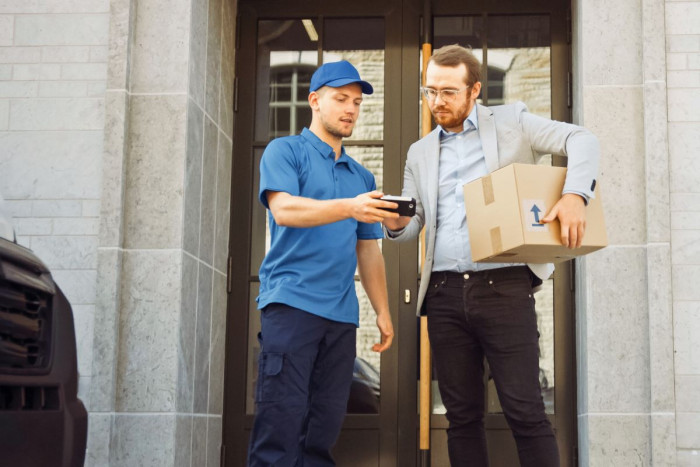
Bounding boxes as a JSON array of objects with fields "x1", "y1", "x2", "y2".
[
  {"x1": 0, "y1": 196, "x2": 87, "y2": 467},
  {"x1": 347, "y1": 357, "x2": 380, "y2": 414}
]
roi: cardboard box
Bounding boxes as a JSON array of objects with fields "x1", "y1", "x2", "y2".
[{"x1": 463, "y1": 163, "x2": 607, "y2": 263}]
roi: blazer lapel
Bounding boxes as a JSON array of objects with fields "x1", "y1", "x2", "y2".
[
  {"x1": 423, "y1": 128, "x2": 441, "y2": 220},
  {"x1": 478, "y1": 104, "x2": 499, "y2": 173}
]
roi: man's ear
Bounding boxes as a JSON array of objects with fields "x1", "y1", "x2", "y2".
[
  {"x1": 308, "y1": 91, "x2": 320, "y2": 111},
  {"x1": 470, "y1": 81, "x2": 482, "y2": 100}
]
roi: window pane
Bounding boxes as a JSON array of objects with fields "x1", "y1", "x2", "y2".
[
  {"x1": 269, "y1": 106, "x2": 290, "y2": 139},
  {"x1": 296, "y1": 106, "x2": 312, "y2": 133},
  {"x1": 256, "y1": 19, "x2": 319, "y2": 141},
  {"x1": 351, "y1": 281, "x2": 381, "y2": 414},
  {"x1": 345, "y1": 146, "x2": 384, "y2": 191},
  {"x1": 271, "y1": 82, "x2": 292, "y2": 102},
  {"x1": 433, "y1": 16, "x2": 484, "y2": 50},
  {"x1": 487, "y1": 15, "x2": 551, "y2": 116},
  {"x1": 487, "y1": 15, "x2": 550, "y2": 48}
]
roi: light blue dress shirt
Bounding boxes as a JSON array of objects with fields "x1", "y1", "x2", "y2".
[{"x1": 432, "y1": 105, "x2": 519, "y2": 273}]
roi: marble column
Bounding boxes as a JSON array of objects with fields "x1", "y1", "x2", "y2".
[
  {"x1": 88, "y1": 0, "x2": 235, "y2": 465},
  {"x1": 572, "y1": 0, "x2": 676, "y2": 464}
]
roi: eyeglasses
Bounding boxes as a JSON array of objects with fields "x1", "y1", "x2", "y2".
[{"x1": 420, "y1": 86, "x2": 470, "y2": 102}]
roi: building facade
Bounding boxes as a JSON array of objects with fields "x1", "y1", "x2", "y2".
[{"x1": 0, "y1": 0, "x2": 699, "y2": 465}]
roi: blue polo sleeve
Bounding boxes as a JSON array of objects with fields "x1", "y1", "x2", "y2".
[
  {"x1": 258, "y1": 138, "x2": 301, "y2": 209},
  {"x1": 356, "y1": 173, "x2": 384, "y2": 240},
  {"x1": 357, "y1": 221, "x2": 383, "y2": 240}
]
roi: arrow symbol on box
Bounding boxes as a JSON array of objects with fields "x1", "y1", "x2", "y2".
[{"x1": 530, "y1": 205, "x2": 542, "y2": 225}]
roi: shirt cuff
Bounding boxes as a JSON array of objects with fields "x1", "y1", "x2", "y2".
[{"x1": 562, "y1": 190, "x2": 590, "y2": 205}]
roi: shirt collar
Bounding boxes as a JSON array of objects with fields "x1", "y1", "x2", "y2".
[
  {"x1": 438, "y1": 103, "x2": 479, "y2": 138},
  {"x1": 301, "y1": 127, "x2": 355, "y2": 173}
]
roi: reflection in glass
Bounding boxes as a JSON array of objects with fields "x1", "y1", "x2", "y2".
[
  {"x1": 351, "y1": 281, "x2": 381, "y2": 414},
  {"x1": 256, "y1": 19, "x2": 318, "y2": 142},
  {"x1": 269, "y1": 66, "x2": 314, "y2": 138},
  {"x1": 433, "y1": 16, "x2": 484, "y2": 50},
  {"x1": 345, "y1": 146, "x2": 384, "y2": 192}
]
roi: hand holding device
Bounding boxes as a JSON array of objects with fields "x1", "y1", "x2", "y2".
[{"x1": 379, "y1": 195, "x2": 416, "y2": 217}]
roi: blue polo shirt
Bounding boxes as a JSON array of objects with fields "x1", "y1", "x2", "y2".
[{"x1": 257, "y1": 128, "x2": 383, "y2": 326}]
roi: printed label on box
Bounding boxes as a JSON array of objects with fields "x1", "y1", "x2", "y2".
[{"x1": 522, "y1": 199, "x2": 549, "y2": 232}]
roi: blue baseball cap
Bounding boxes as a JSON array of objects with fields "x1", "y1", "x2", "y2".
[{"x1": 309, "y1": 60, "x2": 374, "y2": 95}]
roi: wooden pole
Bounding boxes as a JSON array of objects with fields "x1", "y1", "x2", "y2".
[{"x1": 419, "y1": 27, "x2": 433, "y2": 467}]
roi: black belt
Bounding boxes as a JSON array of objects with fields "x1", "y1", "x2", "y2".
[{"x1": 430, "y1": 266, "x2": 533, "y2": 287}]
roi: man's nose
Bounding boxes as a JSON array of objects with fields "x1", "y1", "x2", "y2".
[{"x1": 433, "y1": 92, "x2": 447, "y2": 104}]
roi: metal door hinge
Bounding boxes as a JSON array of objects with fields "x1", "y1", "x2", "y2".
[
  {"x1": 566, "y1": 9, "x2": 572, "y2": 45},
  {"x1": 404, "y1": 289, "x2": 411, "y2": 304},
  {"x1": 567, "y1": 71, "x2": 572, "y2": 108},
  {"x1": 227, "y1": 255, "x2": 233, "y2": 294},
  {"x1": 220, "y1": 443, "x2": 226, "y2": 466}
]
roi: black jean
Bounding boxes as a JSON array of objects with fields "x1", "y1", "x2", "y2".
[{"x1": 425, "y1": 267, "x2": 559, "y2": 467}]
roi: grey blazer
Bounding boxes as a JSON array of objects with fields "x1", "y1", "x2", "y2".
[{"x1": 386, "y1": 102, "x2": 600, "y2": 314}]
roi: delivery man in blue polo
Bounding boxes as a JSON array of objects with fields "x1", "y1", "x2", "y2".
[{"x1": 248, "y1": 61, "x2": 398, "y2": 466}]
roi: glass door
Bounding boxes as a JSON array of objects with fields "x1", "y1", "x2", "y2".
[
  {"x1": 224, "y1": 1, "x2": 411, "y2": 466},
  {"x1": 246, "y1": 17, "x2": 388, "y2": 417},
  {"x1": 423, "y1": 3, "x2": 576, "y2": 466}
]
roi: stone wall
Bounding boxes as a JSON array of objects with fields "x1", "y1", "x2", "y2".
[
  {"x1": 86, "y1": 0, "x2": 235, "y2": 465},
  {"x1": 503, "y1": 47, "x2": 552, "y2": 117},
  {"x1": 666, "y1": 1, "x2": 700, "y2": 464},
  {"x1": 1, "y1": 1, "x2": 698, "y2": 465},
  {"x1": 573, "y1": 0, "x2": 679, "y2": 464},
  {"x1": 0, "y1": 0, "x2": 109, "y2": 419}
]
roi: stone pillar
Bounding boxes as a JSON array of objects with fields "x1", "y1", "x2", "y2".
[
  {"x1": 666, "y1": 1, "x2": 700, "y2": 465},
  {"x1": 88, "y1": 0, "x2": 234, "y2": 465},
  {"x1": 572, "y1": 0, "x2": 676, "y2": 464}
]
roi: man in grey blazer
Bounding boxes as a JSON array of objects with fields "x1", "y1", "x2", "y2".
[{"x1": 383, "y1": 45, "x2": 599, "y2": 467}]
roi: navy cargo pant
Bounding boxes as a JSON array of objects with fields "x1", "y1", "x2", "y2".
[
  {"x1": 425, "y1": 266, "x2": 559, "y2": 467},
  {"x1": 247, "y1": 303, "x2": 356, "y2": 467}
]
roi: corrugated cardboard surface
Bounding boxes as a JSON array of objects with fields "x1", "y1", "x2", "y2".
[{"x1": 463, "y1": 163, "x2": 607, "y2": 263}]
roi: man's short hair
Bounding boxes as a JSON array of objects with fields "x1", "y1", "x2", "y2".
[{"x1": 429, "y1": 44, "x2": 481, "y2": 87}]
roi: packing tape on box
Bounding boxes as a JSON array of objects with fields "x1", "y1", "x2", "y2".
[
  {"x1": 489, "y1": 226, "x2": 502, "y2": 254},
  {"x1": 482, "y1": 175, "x2": 494, "y2": 205}
]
